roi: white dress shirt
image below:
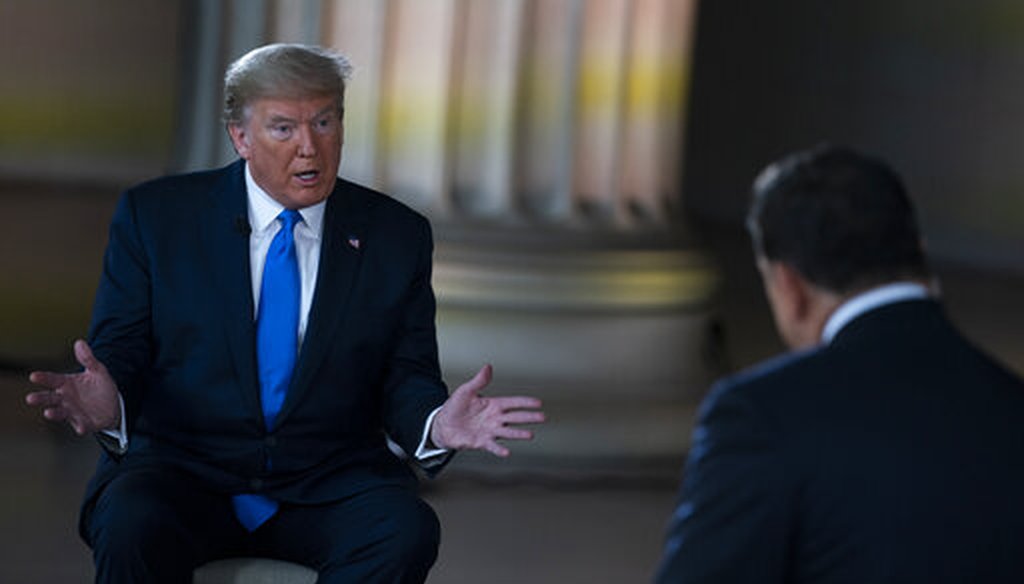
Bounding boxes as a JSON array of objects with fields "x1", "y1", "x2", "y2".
[{"x1": 245, "y1": 168, "x2": 322, "y2": 346}]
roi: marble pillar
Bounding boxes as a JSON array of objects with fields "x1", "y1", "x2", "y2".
[{"x1": 328, "y1": 0, "x2": 715, "y2": 468}]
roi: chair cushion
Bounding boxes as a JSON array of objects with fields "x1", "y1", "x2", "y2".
[{"x1": 193, "y1": 558, "x2": 317, "y2": 584}]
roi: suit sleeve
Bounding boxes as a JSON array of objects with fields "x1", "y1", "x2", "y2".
[
  {"x1": 380, "y1": 218, "x2": 450, "y2": 469},
  {"x1": 655, "y1": 382, "x2": 793, "y2": 584},
  {"x1": 87, "y1": 189, "x2": 154, "y2": 443}
]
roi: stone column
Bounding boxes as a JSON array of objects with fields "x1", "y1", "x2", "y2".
[{"x1": 325, "y1": 0, "x2": 715, "y2": 471}]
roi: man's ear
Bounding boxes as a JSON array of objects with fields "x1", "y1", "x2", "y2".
[
  {"x1": 760, "y1": 260, "x2": 816, "y2": 349},
  {"x1": 773, "y1": 262, "x2": 812, "y2": 320},
  {"x1": 227, "y1": 123, "x2": 251, "y2": 159}
]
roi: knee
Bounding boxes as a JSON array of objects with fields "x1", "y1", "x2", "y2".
[
  {"x1": 85, "y1": 473, "x2": 196, "y2": 565},
  {"x1": 300, "y1": 493, "x2": 441, "y2": 582},
  {"x1": 383, "y1": 497, "x2": 440, "y2": 567},
  {"x1": 89, "y1": 483, "x2": 171, "y2": 553}
]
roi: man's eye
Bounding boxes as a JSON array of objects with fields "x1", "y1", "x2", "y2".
[
  {"x1": 270, "y1": 125, "x2": 292, "y2": 139},
  {"x1": 314, "y1": 118, "x2": 335, "y2": 132}
]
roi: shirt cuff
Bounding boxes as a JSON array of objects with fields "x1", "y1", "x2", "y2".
[
  {"x1": 99, "y1": 392, "x2": 128, "y2": 452},
  {"x1": 414, "y1": 406, "x2": 448, "y2": 460}
]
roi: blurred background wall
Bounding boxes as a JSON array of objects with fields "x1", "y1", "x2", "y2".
[
  {"x1": 4, "y1": 0, "x2": 1019, "y2": 366},
  {"x1": 0, "y1": 0, "x2": 181, "y2": 365},
  {"x1": 2, "y1": 0, "x2": 1015, "y2": 372},
  {"x1": 0, "y1": 1, "x2": 180, "y2": 183},
  {"x1": 684, "y1": 0, "x2": 1024, "y2": 272}
]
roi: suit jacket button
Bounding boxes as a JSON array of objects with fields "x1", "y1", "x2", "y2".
[
  {"x1": 250, "y1": 478, "x2": 264, "y2": 491},
  {"x1": 265, "y1": 436, "x2": 277, "y2": 447}
]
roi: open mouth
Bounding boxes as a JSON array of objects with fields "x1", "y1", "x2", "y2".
[{"x1": 294, "y1": 170, "x2": 319, "y2": 183}]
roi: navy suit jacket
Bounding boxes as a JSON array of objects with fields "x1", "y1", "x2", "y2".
[
  {"x1": 657, "y1": 299, "x2": 1024, "y2": 583},
  {"x1": 80, "y1": 161, "x2": 449, "y2": 532}
]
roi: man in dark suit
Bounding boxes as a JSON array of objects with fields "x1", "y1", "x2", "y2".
[
  {"x1": 25, "y1": 44, "x2": 544, "y2": 583},
  {"x1": 655, "y1": 145, "x2": 1024, "y2": 583}
]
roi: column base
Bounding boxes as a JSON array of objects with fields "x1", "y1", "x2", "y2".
[{"x1": 433, "y1": 224, "x2": 719, "y2": 467}]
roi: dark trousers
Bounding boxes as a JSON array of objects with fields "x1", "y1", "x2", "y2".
[{"x1": 83, "y1": 468, "x2": 440, "y2": 584}]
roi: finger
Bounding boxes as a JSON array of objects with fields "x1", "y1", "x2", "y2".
[
  {"x1": 494, "y1": 427, "x2": 534, "y2": 441},
  {"x1": 451, "y1": 364, "x2": 494, "y2": 399},
  {"x1": 28, "y1": 371, "x2": 66, "y2": 390},
  {"x1": 74, "y1": 339, "x2": 102, "y2": 373},
  {"x1": 500, "y1": 410, "x2": 546, "y2": 425},
  {"x1": 488, "y1": 396, "x2": 543, "y2": 411},
  {"x1": 483, "y1": 440, "x2": 510, "y2": 458},
  {"x1": 43, "y1": 406, "x2": 70, "y2": 422},
  {"x1": 68, "y1": 417, "x2": 86, "y2": 435},
  {"x1": 468, "y1": 363, "x2": 493, "y2": 390},
  {"x1": 25, "y1": 390, "x2": 61, "y2": 407}
]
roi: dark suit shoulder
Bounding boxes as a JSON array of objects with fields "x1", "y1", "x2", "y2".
[
  {"x1": 707, "y1": 347, "x2": 826, "y2": 410},
  {"x1": 123, "y1": 161, "x2": 240, "y2": 204},
  {"x1": 699, "y1": 344, "x2": 854, "y2": 448},
  {"x1": 709, "y1": 301, "x2": 1024, "y2": 454}
]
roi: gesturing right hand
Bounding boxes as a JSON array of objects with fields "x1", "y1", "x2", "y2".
[
  {"x1": 26, "y1": 339, "x2": 121, "y2": 435},
  {"x1": 430, "y1": 364, "x2": 545, "y2": 457}
]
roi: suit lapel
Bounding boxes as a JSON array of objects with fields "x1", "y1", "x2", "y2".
[
  {"x1": 277, "y1": 180, "x2": 368, "y2": 424},
  {"x1": 201, "y1": 161, "x2": 262, "y2": 419}
]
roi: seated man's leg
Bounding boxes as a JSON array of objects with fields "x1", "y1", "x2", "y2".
[
  {"x1": 84, "y1": 468, "x2": 245, "y2": 584},
  {"x1": 258, "y1": 485, "x2": 440, "y2": 584}
]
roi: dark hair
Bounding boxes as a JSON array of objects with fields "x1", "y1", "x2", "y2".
[{"x1": 746, "y1": 145, "x2": 930, "y2": 293}]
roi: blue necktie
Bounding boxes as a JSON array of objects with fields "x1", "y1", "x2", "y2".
[{"x1": 233, "y1": 209, "x2": 302, "y2": 531}]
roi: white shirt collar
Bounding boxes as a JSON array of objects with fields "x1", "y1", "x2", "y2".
[
  {"x1": 244, "y1": 163, "x2": 326, "y2": 237},
  {"x1": 821, "y1": 282, "x2": 932, "y2": 344}
]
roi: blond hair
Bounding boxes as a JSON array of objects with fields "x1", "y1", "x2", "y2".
[{"x1": 223, "y1": 43, "x2": 353, "y2": 126}]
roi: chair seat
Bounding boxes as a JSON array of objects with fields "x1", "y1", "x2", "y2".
[{"x1": 193, "y1": 558, "x2": 318, "y2": 584}]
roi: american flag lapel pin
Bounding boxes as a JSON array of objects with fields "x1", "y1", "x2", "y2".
[{"x1": 347, "y1": 235, "x2": 361, "y2": 250}]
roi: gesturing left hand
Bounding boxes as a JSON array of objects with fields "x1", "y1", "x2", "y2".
[
  {"x1": 430, "y1": 364, "x2": 545, "y2": 457},
  {"x1": 25, "y1": 339, "x2": 120, "y2": 435}
]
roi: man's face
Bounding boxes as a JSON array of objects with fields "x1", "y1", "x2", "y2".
[{"x1": 228, "y1": 94, "x2": 343, "y2": 209}]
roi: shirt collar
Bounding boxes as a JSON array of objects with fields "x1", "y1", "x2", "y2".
[
  {"x1": 244, "y1": 163, "x2": 326, "y2": 237},
  {"x1": 821, "y1": 282, "x2": 932, "y2": 344}
]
